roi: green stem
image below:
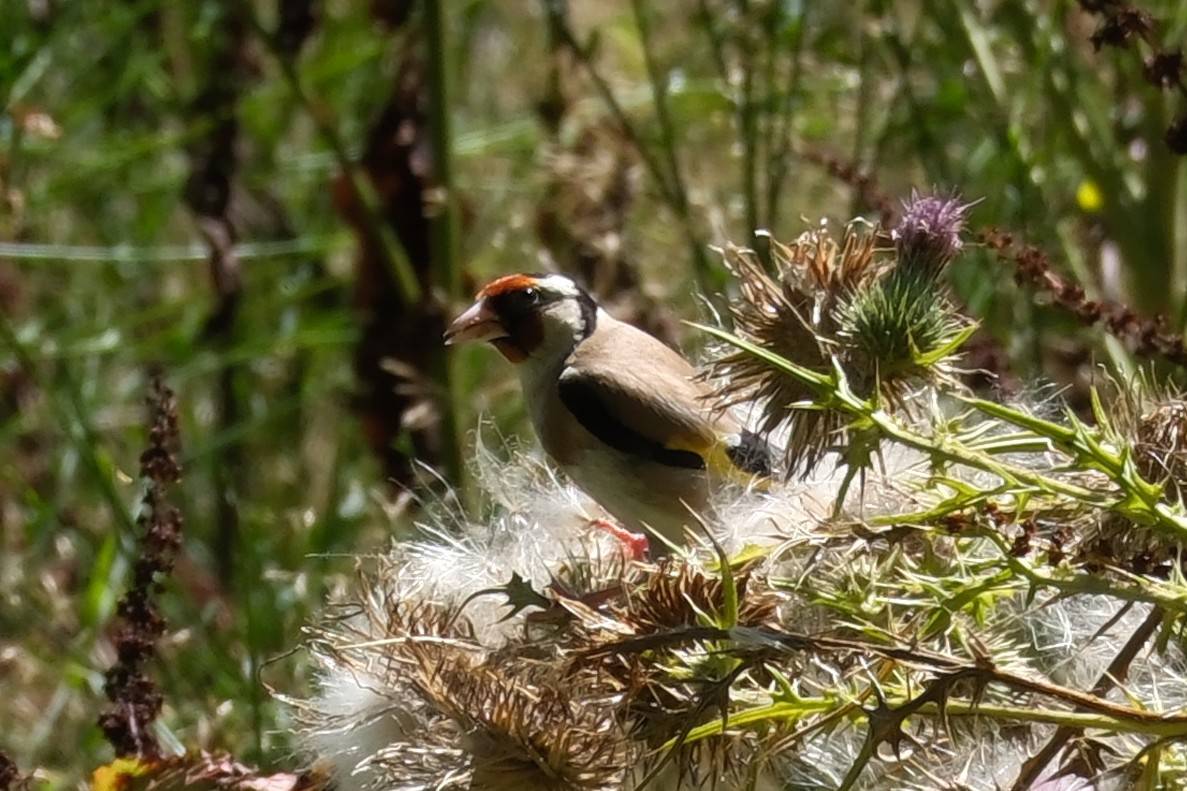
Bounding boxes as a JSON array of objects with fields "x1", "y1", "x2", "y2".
[
  {"x1": 674, "y1": 696, "x2": 838, "y2": 744},
  {"x1": 425, "y1": 0, "x2": 462, "y2": 303},
  {"x1": 694, "y1": 0, "x2": 731, "y2": 105},
  {"x1": 550, "y1": 14, "x2": 716, "y2": 292},
  {"x1": 881, "y1": 26, "x2": 951, "y2": 183},
  {"x1": 766, "y1": 2, "x2": 808, "y2": 231},
  {"x1": 925, "y1": 700, "x2": 1187, "y2": 737},
  {"x1": 676, "y1": 691, "x2": 1187, "y2": 749},
  {"x1": 849, "y1": 0, "x2": 870, "y2": 219},
  {"x1": 693, "y1": 0, "x2": 755, "y2": 243},
  {"x1": 732, "y1": 0, "x2": 760, "y2": 243},
  {"x1": 692, "y1": 322, "x2": 1187, "y2": 543},
  {"x1": 967, "y1": 396, "x2": 1187, "y2": 537},
  {"x1": 548, "y1": 8, "x2": 677, "y2": 208},
  {"x1": 629, "y1": 0, "x2": 720, "y2": 294},
  {"x1": 1173, "y1": 156, "x2": 1187, "y2": 329},
  {"x1": 250, "y1": 13, "x2": 423, "y2": 306},
  {"x1": 977, "y1": 529, "x2": 1187, "y2": 616},
  {"x1": 424, "y1": 0, "x2": 465, "y2": 487}
]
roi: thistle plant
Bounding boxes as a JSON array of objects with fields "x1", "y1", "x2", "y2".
[
  {"x1": 709, "y1": 224, "x2": 878, "y2": 475},
  {"x1": 836, "y1": 192, "x2": 972, "y2": 400},
  {"x1": 294, "y1": 196, "x2": 1187, "y2": 790},
  {"x1": 709, "y1": 193, "x2": 973, "y2": 476},
  {"x1": 1074, "y1": 375, "x2": 1187, "y2": 571},
  {"x1": 892, "y1": 190, "x2": 969, "y2": 280}
]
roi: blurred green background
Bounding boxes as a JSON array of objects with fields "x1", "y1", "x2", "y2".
[{"x1": 2, "y1": 0, "x2": 1185, "y2": 783}]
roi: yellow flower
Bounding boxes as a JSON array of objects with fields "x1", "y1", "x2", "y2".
[
  {"x1": 1076, "y1": 179, "x2": 1104, "y2": 213},
  {"x1": 91, "y1": 758, "x2": 152, "y2": 791}
]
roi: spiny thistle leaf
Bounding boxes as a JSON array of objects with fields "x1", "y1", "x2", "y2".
[
  {"x1": 1075, "y1": 374, "x2": 1187, "y2": 568},
  {"x1": 460, "y1": 571, "x2": 552, "y2": 622}
]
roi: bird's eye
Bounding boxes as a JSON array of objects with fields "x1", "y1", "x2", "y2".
[{"x1": 523, "y1": 287, "x2": 540, "y2": 304}]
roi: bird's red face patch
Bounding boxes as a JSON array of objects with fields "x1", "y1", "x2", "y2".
[
  {"x1": 477, "y1": 273, "x2": 539, "y2": 299},
  {"x1": 464, "y1": 273, "x2": 545, "y2": 362}
]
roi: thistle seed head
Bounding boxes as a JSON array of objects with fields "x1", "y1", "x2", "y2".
[
  {"x1": 709, "y1": 208, "x2": 971, "y2": 475},
  {"x1": 616, "y1": 559, "x2": 778, "y2": 634},
  {"x1": 305, "y1": 578, "x2": 630, "y2": 791},
  {"x1": 1107, "y1": 375, "x2": 1187, "y2": 507},
  {"x1": 708, "y1": 224, "x2": 881, "y2": 475},
  {"x1": 1055, "y1": 376, "x2": 1187, "y2": 575}
]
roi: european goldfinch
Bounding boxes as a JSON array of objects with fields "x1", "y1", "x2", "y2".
[{"x1": 445, "y1": 273, "x2": 769, "y2": 554}]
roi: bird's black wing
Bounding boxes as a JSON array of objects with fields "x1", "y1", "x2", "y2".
[{"x1": 557, "y1": 370, "x2": 707, "y2": 470}]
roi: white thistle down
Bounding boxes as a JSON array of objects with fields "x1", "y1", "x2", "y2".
[
  {"x1": 293, "y1": 411, "x2": 1186, "y2": 790},
  {"x1": 292, "y1": 202, "x2": 1187, "y2": 789}
]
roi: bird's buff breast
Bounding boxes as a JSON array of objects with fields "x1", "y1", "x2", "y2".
[
  {"x1": 520, "y1": 363, "x2": 710, "y2": 538},
  {"x1": 559, "y1": 446, "x2": 710, "y2": 540}
]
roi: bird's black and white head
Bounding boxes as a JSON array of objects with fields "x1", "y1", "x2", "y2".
[{"x1": 444, "y1": 273, "x2": 598, "y2": 363}]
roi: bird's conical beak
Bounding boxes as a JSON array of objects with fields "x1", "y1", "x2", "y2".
[{"x1": 444, "y1": 299, "x2": 508, "y2": 346}]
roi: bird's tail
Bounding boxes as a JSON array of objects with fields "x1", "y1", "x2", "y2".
[{"x1": 724, "y1": 428, "x2": 773, "y2": 479}]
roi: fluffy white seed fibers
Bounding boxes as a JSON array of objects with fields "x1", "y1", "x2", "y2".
[{"x1": 299, "y1": 424, "x2": 1184, "y2": 790}]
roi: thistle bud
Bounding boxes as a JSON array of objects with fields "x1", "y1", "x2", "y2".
[{"x1": 892, "y1": 191, "x2": 969, "y2": 281}]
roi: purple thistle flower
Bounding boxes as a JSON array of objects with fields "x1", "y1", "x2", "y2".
[{"x1": 893, "y1": 190, "x2": 971, "y2": 280}]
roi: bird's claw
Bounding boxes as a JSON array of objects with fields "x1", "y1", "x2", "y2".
[{"x1": 587, "y1": 517, "x2": 650, "y2": 560}]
